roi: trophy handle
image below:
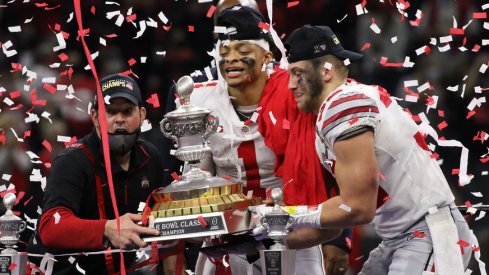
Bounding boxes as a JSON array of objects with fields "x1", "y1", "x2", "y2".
[
  {"x1": 286, "y1": 216, "x2": 295, "y2": 232},
  {"x1": 260, "y1": 216, "x2": 270, "y2": 231},
  {"x1": 202, "y1": 114, "x2": 219, "y2": 141},
  {"x1": 160, "y1": 118, "x2": 178, "y2": 147},
  {"x1": 18, "y1": 221, "x2": 26, "y2": 233}
]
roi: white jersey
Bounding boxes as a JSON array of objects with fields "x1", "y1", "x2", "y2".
[
  {"x1": 188, "y1": 82, "x2": 282, "y2": 195},
  {"x1": 315, "y1": 79, "x2": 454, "y2": 239}
]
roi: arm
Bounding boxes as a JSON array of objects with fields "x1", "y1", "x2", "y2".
[
  {"x1": 286, "y1": 131, "x2": 378, "y2": 248},
  {"x1": 318, "y1": 130, "x2": 379, "y2": 228}
]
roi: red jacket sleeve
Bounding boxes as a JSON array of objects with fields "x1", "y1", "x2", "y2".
[{"x1": 39, "y1": 207, "x2": 107, "y2": 250}]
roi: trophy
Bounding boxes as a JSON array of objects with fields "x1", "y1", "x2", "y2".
[
  {"x1": 143, "y1": 76, "x2": 260, "y2": 242},
  {"x1": 259, "y1": 188, "x2": 296, "y2": 275},
  {"x1": 0, "y1": 193, "x2": 27, "y2": 275}
]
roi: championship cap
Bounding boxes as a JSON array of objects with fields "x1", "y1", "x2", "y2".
[
  {"x1": 92, "y1": 74, "x2": 142, "y2": 108},
  {"x1": 285, "y1": 25, "x2": 363, "y2": 63},
  {"x1": 216, "y1": 5, "x2": 272, "y2": 43}
]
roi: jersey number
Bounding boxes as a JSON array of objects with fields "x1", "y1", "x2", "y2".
[{"x1": 237, "y1": 140, "x2": 261, "y2": 192}]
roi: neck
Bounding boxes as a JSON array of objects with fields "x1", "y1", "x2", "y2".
[
  {"x1": 114, "y1": 152, "x2": 131, "y2": 171},
  {"x1": 228, "y1": 73, "x2": 268, "y2": 106}
]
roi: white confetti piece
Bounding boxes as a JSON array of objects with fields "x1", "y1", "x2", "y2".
[
  {"x1": 483, "y1": 40, "x2": 489, "y2": 46},
  {"x1": 214, "y1": 26, "x2": 226, "y2": 34},
  {"x1": 49, "y1": 63, "x2": 60, "y2": 68},
  {"x1": 343, "y1": 58, "x2": 351, "y2": 66},
  {"x1": 25, "y1": 112, "x2": 40, "y2": 124},
  {"x1": 391, "y1": 36, "x2": 398, "y2": 43},
  {"x1": 42, "y1": 77, "x2": 56, "y2": 84},
  {"x1": 447, "y1": 85, "x2": 459, "y2": 92},
  {"x1": 169, "y1": 149, "x2": 176, "y2": 156},
  {"x1": 439, "y1": 35, "x2": 453, "y2": 43},
  {"x1": 158, "y1": 11, "x2": 169, "y2": 24},
  {"x1": 10, "y1": 128, "x2": 23, "y2": 142},
  {"x1": 336, "y1": 14, "x2": 348, "y2": 23},
  {"x1": 53, "y1": 212, "x2": 61, "y2": 224},
  {"x1": 404, "y1": 80, "x2": 418, "y2": 87},
  {"x1": 53, "y1": 32, "x2": 66, "y2": 52},
  {"x1": 99, "y1": 37, "x2": 106, "y2": 46},
  {"x1": 250, "y1": 112, "x2": 259, "y2": 123},
  {"x1": 134, "y1": 20, "x2": 147, "y2": 39},
  {"x1": 355, "y1": 4, "x2": 367, "y2": 15},
  {"x1": 402, "y1": 56, "x2": 415, "y2": 68},
  {"x1": 475, "y1": 211, "x2": 486, "y2": 221},
  {"x1": 156, "y1": 51, "x2": 166, "y2": 56},
  {"x1": 484, "y1": 22, "x2": 489, "y2": 30},
  {"x1": 57, "y1": 135, "x2": 72, "y2": 142},
  {"x1": 269, "y1": 111, "x2": 276, "y2": 125},
  {"x1": 138, "y1": 202, "x2": 146, "y2": 212},
  {"x1": 3, "y1": 97, "x2": 14, "y2": 106},
  {"x1": 104, "y1": 95, "x2": 111, "y2": 105},
  {"x1": 140, "y1": 119, "x2": 152, "y2": 132},
  {"x1": 483, "y1": 171, "x2": 489, "y2": 176},
  {"x1": 106, "y1": 1, "x2": 120, "y2": 5},
  {"x1": 2, "y1": 174, "x2": 11, "y2": 181},
  {"x1": 479, "y1": 64, "x2": 488, "y2": 74},
  {"x1": 67, "y1": 12, "x2": 74, "y2": 23},
  {"x1": 438, "y1": 44, "x2": 451, "y2": 52},
  {"x1": 417, "y1": 82, "x2": 431, "y2": 93},
  {"x1": 146, "y1": 17, "x2": 158, "y2": 28},
  {"x1": 115, "y1": 14, "x2": 124, "y2": 26},
  {"x1": 415, "y1": 45, "x2": 428, "y2": 55},
  {"x1": 339, "y1": 204, "x2": 351, "y2": 212},
  {"x1": 2, "y1": 40, "x2": 17, "y2": 57},
  {"x1": 370, "y1": 22, "x2": 381, "y2": 34},
  {"x1": 467, "y1": 97, "x2": 486, "y2": 111},
  {"x1": 429, "y1": 38, "x2": 437, "y2": 45},
  {"x1": 41, "y1": 111, "x2": 52, "y2": 123},
  {"x1": 68, "y1": 256, "x2": 75, "y2": 264},
  {"x1": 471, "y1": 192, "x2": 483, "y2": 198},
  {"x1": 24, "y1": 17, "x2": 33, "y2": 23},
  {"x1": 198, "y1": 0, "x2": 212, "y2": 2},
  {"x1": 106, "y1": 10, "x2": 120, "y2": 20},
  {"x1": 8, "y1": 26, "x2": 21, "y2": 32},
  {"x1": 75, "y1": 263, "x2": 86, "y2": 274},
  {"x1": 323, "y1": 62, "x2": 332, "y2": 70},
  {"x1": 405, "y1": 95, "x2": 418, "y2": 102}
]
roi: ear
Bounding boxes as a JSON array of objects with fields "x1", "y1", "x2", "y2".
[
  {"x1": 91, "y1": 109, "x2": 100, "y2": 129},
  {"x1": 323, "y1": 66, "x2": 333, "y2": 82},
  {"x1": 263, "y1": 51, "x2": 273, "y2": 65},
  {"x1": 139, "y1": 107, "x2": 147, "y2": 126}
]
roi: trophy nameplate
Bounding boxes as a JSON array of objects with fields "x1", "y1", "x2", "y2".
[{"x1": 144, "y1": 212, "x2": 228, "y2": 242}]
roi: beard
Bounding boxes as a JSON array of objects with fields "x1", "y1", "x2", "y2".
[{"x1": 299, "y1": 70, "x2": 324, "y2": 112}]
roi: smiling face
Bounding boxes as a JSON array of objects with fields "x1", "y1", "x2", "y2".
[
  {"x1": 218, "y1": 40, "x2": 271, "y2": 88},
  {"x1": 288, "y1": 60, "x2": 325, "y2": 113},
  {"x1": 91, "y1": 97, "x2": 146, "y2": 135}
]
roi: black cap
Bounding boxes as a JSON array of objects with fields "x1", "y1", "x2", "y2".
[
  {"x1": 285, "y1": 25, "x2": 363, "y2": 63},
  {"x1": 93, "y1": 74, "x2": 142, "y2": 108},
  {"x1": 216, "y1": 5, "x2": 272, "y2": 43}
]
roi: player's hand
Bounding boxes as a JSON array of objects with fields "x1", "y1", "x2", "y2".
[
  {"x1": 251, "y1": 225, "x2": 268, "y2": 241},
  {"x1": 104, "y1": 213, "x2": 160, "y2": 249},
  {"x1": 322, "y1": 244, "x2": 349, "y2": 275}
]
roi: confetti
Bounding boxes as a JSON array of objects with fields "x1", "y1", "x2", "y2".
[
  {"x1": 339, "y1": 204, "x2": 351, "y2": 212},
  {"x1": 287, "y1": 1, "x2": 300, "y2": 8},
  {"x1": 53, "y1": 212, "x2": 61, "y2": 224}
]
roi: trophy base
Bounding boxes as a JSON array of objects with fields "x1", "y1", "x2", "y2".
[
  {"x1": 143, "y1": 207, "x2": 251, "y2": 242},
  {"x1": 0, "y1": 252, "x2": 27, "y2": 275},
  {"x1": 259, "y1": 248, "x2": 296, "y2": 275}
]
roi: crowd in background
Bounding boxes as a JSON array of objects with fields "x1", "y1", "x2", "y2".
[{"x1": 0, "y1": 0, "x2": 488, "y2": 273}]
